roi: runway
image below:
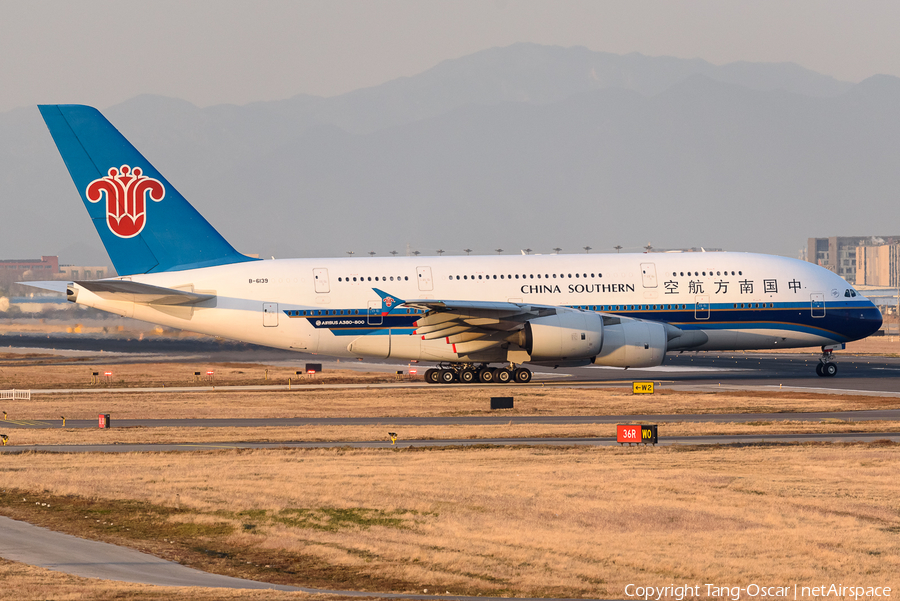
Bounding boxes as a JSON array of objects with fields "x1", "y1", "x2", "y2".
[{"x1": 6, "y1": 335, "x2": 900, "y2": 394}]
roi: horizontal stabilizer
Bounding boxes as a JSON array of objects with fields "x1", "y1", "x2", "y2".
[
  {"x1": 16, "y1": 281, "x2": 69, "y2": 294},
  {"x1": 75, "y1": 280, "x2": 215, "y2": 306}
]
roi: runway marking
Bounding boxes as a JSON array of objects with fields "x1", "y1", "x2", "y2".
[{"x1": 3, "y1": 419, "x2": 51, "y2": 427}]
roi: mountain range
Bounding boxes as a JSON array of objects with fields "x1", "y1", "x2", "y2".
[{"x1": 1, "y1": 43, "x2": 896, "y2": 268}]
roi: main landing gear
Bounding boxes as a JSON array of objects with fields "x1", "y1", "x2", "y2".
[
  {"x1": 815, "y1": 346, "x2": 839, "y2": 377},
  {"x1": 424, "y1": 363, "x2": 532, "y2": 385}
]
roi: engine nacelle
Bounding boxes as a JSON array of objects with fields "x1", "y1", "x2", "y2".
[
  {"x1": 593, "y1": 318, "x2": 667, "y2": 368},
  {"x1": 521, "y1": 309, "x2": 603, "y2": 361}
]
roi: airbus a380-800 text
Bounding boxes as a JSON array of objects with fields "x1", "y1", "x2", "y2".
[{"x1": 27, "y1": 105, "x2": 882, "y2": 383}]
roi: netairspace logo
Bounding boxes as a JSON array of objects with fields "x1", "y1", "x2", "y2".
[{"x1": 625, "y1": 583, "x2": 892, "y2": 601}]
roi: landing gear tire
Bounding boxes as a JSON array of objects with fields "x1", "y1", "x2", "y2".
[
  {"x1": 459, "y1": 369, "x2": 476, "y2": 384},
  {"x1": 823, "y1": 362, "x2": 838, "y2": 377},
  {"x1": 513, "y1": 368, "x2": 532, "y2": 383},
  {"x1": 425, "y1": 368, "x2": 440, "y2": 384},
  {"x1": 495, "y1": 369, "x2": 512, "y2": 384},
  {"x1": 440, "y1": 369, "x2": 457, "y2": 383},
  {"x1": 478, "y1": 368, "x2": 495, "y2": 384}
]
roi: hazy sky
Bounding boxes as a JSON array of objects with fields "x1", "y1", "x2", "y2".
[{"x1": 2, "y1": 0, "x2": 900, "y2": 113}]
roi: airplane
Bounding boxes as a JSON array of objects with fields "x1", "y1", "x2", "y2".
[{"x1": 26, "y1": 105, "x2": 882, "y2": 383}]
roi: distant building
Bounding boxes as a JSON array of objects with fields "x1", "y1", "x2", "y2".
[
  {"x1": 0, "y1": 256, "x2": 112, "y2": 295},
  {"x1": 58, "y1": 265, "x2": 110, "y2": 281},
  {"x1": 857, "y1": 244, "x2": 900, "y2": 287},
  {"x1": 806, "y1": 236, "x2": 900, "y2": 285},
  {"x1": 0, "y1": 256, "x2": 59, "y2": 288}
]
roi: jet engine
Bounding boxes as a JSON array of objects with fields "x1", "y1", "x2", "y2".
[
  {"x1": 516, "y1": 309, "x2": 604, "y2": 360},
  {"x1": 592, "y1": 317, "x2": 667, "y2": 368}
]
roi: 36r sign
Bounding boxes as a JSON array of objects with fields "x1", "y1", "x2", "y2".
[
  {"x1": 617, "y1": 424, "x2": 658, "y2": 445},
  {"x1": 617, "y1": 424, "x2": 641, "y2": 443}
]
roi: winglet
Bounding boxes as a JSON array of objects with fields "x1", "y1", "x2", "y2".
[{"x1": 372, "y1": 288, "x2": 404, "y2": 315}]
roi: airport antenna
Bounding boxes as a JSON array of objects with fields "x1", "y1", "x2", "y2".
[
  {"x1": 346, "y1": 251, "x2": 355, "y2": 257},
  {"x1": 412, "y1": 250, "x2": 421, "y2": 257},
  {"x1": 495, "y1": 248, "x2": 503, "y2": 254},
  {"x1": 436, "y1": 249, "x2": 445, "y2": 256},
  {"x1": 614, "y1": 245, "x2": 623, "y2": 253},
  {"x1": 552, "y1": 248, "x2": 562, "y2": 254},
  {"x1": 583, "y1": 246, "x2": 592, "y2": 254},
  {"x1": 464, "y1": 249, "x2": 472, "y2": 255},
  {"x1": 644, "y1": 244, "x2": 653, "y2": 253},
  {"x1": 368, "y1": 251, "x2": 376, "y2": 258},
  {"x1": 390, "y1": 250, "x2": 398, "y2": 257}
]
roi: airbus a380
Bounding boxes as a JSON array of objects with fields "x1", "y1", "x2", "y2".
[{"x1": 27, "y1": 105, "x2": 882, "y2": 383}]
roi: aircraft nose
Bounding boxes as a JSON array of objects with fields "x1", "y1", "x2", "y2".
[{"x1": 861, "y1": 301, "x2": 883, "y2": 338}]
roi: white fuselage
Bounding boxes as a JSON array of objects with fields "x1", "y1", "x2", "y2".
[{"x1": 70, "y1": 252, "x2": 880, "y2": 363}]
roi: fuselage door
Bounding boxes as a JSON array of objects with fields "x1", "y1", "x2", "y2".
[
  {"x1": 416, "y1": 266, "x2": 433, "y2": 291},
  {"x1": 694, "y1": 295, "x2": 710, "y2": 320},
  {"x1": 313, "y1": 268, "x2": 330, "y2": 293},
  {"x1": 263, "y1": 302, "x2": 279, "y2": 327},
  {"x1": 367, "y1": 300, "x2": 383, "y2": 325},
  {"x1": 811, "y1": 293, "x2": 825, "y2": 318},
  {"x1": 640, "y1": 263, "x2": 658, "y2": 288}
]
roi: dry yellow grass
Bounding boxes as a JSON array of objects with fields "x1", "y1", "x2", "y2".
[
  {"x1": 2, "y1": 420, "x2": 900, "y2": 447},
  {"x1": 0, "y1": 359, "x2": 401, "y2": 390},
  {"x1": 2, "y1": 445, "x2": 898, "y2": 597},
  {"x1": 2, "y1": 386, "x2": 899, "y2": 423}
]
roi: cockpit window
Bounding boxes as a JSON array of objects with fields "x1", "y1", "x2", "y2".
[
  {"x1": 851, "y1": 289, "x2": 857, "y2": 297},
  {"x1": 845, "y1": 289, "x2": 851, "y2": 297},
  {"x1": 845, "y1": 289, "x2": 858, "y2": 298}
]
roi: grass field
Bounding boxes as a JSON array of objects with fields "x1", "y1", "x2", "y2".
[
  {"x1": 2, "y1": 351, "x2": 900, "y2": 598},
  {"x1": 1, "y1": 444, "x2": 898, "y2": 598},
  {"x1": 2, "y1": 379, "x2": 900, "y2": 422}
]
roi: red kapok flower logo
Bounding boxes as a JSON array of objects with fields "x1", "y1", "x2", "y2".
[{"x1": 86, "y1": 165, "x2": 165, "y2": 238}]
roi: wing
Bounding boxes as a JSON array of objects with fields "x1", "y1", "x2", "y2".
[{"x1": 402, "y1": 298, "x2": 558, "y2": 354}]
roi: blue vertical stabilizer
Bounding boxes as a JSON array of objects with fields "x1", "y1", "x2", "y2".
[{"x1": 39, "y1": 104, "x2": 258, "y2": 275}]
